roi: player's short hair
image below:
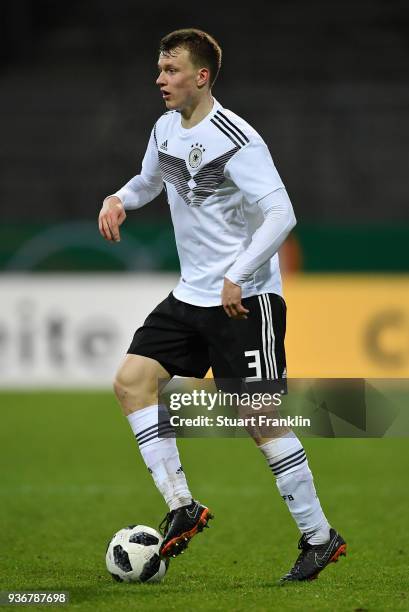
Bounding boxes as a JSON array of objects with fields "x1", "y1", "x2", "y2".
[{"x1": 159, "y1": 28, "x2": 222, "y2": 88}]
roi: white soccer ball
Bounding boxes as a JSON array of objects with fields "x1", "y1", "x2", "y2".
[{"x1": 106, "y1": 525, "x2": 168, "y2": 583}]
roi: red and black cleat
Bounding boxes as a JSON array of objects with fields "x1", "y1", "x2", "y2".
[
  {"x1": 279, "y1": 528, "x2": 347, "y2": 583},
  {"x1": 159, "y1": 500, "x2": 214, "y2": 558}
]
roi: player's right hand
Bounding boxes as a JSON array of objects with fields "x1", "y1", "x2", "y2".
[{"x1": 98, "y1": 196, "x2": 127, "y2": 242}]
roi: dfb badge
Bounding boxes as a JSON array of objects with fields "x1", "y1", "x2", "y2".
[{"x1": 188, "y1": 143, "x2": 205, "y2": 168}]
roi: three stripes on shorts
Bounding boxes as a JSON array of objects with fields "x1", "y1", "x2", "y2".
[{"x1": 258, "y1": 294, "x2": 278, "y2": 379}]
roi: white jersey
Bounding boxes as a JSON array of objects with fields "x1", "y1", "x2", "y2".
[{"x1": 115, "y1": 98, "x2": 287, "y2": 306}]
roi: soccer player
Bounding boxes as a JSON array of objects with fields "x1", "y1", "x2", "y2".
[{"x1": 98, "y1": 28, "x2": 346, "y2": 582}]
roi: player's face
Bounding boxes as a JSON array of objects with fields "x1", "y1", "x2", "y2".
[{"x1": 156, "y1": 47, "x2": 204, "y2": 110}]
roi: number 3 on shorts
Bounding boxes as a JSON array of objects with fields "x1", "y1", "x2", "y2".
[{"x1": 244, "y1": 350, "x2": 262, "y2": 379}]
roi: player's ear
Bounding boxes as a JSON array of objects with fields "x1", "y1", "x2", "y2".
[{"x1": 197, "y1": 67, "x2": 210, "y2": 89}]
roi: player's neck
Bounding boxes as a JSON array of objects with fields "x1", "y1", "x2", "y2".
[{"x1": 180, "y1": 93, "x2": 214, "y2": 129}]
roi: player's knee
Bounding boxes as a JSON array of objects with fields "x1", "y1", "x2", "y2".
[
  {"x1": 112, "y1": 373, "x2": 128, "y2": 403},
  {"x1": 113, "y1": 362, "x2": 158, "y2": 410}
]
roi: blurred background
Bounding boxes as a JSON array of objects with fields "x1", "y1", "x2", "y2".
[{"x1": 1, "y1": 0, "x2": 408, "y2": 386}]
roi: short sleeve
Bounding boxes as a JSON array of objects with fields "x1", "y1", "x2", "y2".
[{"x1": 224, "y1": 138, "x2": 284, "y2": 204}]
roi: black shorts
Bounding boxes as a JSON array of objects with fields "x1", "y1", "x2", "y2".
[{"x1": 128, "y1": 292, "x2": 286, "y2": 382}]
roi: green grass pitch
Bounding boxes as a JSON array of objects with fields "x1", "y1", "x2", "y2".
[{"x1": 0, "y1": 392, "x2": 408, "y2": 611}]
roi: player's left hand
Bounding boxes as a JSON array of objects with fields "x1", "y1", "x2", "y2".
[{"x1": 222, "y1": 278, "x2": 249, "y2": 320}]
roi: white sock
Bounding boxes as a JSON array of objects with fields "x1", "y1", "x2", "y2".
[
  {"x1": 127, "y1": 405, "x2": 192, "y2": 511},
  {"x1": 259, "y1": 433, "x2": 331, "y2": 544}
]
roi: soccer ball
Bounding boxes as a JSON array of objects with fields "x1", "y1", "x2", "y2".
[{"x1": 106, "y1": 525, "x2": 168, "y2": 583}]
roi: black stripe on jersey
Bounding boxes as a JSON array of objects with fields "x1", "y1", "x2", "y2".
[
  {"x1": 192, "y1": 147, "x2": 239, "y2": 205},
  {"x1": 158, "y1": 147, "x2": 238, "y2": 207},
  {"x1": 158, "y1": 150, "x2": 192, "y2": 205},
  {"x1": 210, "y1": 118, "x2": 243, "y2": 148},
  {"x1": 213, "y1": 112, "x2": 248, "y2": 146},
  {"x1": 153, "y1": 123, "x2": 158, "y2": 147},
  {"x1": 216, "y1": 111, "x2": 250, "y2": 144}
]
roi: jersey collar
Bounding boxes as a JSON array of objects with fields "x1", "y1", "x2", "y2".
[{"x1": 178, "y1": 97, "x2": 222, "y2": 136}]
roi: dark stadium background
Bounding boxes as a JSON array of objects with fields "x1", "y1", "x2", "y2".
[{"x1": 1, "y1": 0, "x2": 408, "y2": 274}]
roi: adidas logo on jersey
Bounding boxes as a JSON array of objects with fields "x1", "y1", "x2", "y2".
[{"x1": 160, "y1": 140, "x2": 168, "y2": 151}]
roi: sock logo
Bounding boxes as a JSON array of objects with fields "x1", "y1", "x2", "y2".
[
  {"x1": 148, "y1": 467, "x2": 153, "y2": 474},
  {"x1": 282, "y1": 494, "x2": 294, "y2": 501},
  {"x1": 176, "y1": 465, "x2": 184, "y2": 474}
]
